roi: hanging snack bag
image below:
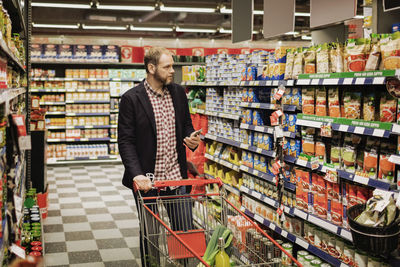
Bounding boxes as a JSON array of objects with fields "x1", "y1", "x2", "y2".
[
  {"x1": 345, "y1": 38, "x2": 370, "y2": 72},
  {"x1": 363, "y1": 137, "x2": 379, "y2": 179},
  {"x1": 330, "y1": 43, "x2": 344, "y2": 73},
  {"x1": 302, "y1": 87, "x2": 315, "y2": 115},
  {"x1": 365, "y1": 33, "x2": 381, "y2": 71},
  {"x1": 344, "y1": 90, "x2": 361, "y2": 119},
  {"x1": 316, "y1": 43, "x2": 330, "y2": 73},
  {"x1": 284, "y1": 48, "x2": 295, "y2": 80},
  {"x1": 288, "y1": 114, "x2": 297, "y2": 133},
  {"x1": 304, "y1": 47, "x2": 316, "y2": 74},
  {"x1": 328, "y1": 87, "x2": 341, "y2": 118},
  {"x1": 380, "y1": 31, "x2": 400, "y2": 70},
  {"x1": 378, "y1": 139, "x2": 396, "y2": 183},
  {"x1": 315, "y1": 138, "x2": 326, "y2": 164},
  {"x1": 363, "y1": 92, "x2": 375, "y2": 121},
  {"x1": 292, "y1": 47, "x2": 304, "y2": 79},
  {"x1": 380, "y1": 91, "x2": 397, "y2": 122},
  {"x1": 316, "y1": 87, "x2": 327, "y2": 116}
]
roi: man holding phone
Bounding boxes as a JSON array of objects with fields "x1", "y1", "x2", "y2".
[{"x1": 118, "y1": 47, "x2": 200, "y2": 266}]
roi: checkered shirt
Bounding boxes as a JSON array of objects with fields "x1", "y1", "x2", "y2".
[{"x1": 144, "y1": 80, "x2": 182, "y2": 185}]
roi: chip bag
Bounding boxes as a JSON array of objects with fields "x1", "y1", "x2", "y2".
[{"x1": 316, "y1": 43, "x2": 330, "y2": 73}]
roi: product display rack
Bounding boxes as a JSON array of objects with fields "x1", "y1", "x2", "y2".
[{"x1": 186, "y1": 65, "x2": 400, "y2": 266}]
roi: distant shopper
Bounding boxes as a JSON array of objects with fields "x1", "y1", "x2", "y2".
[{"x1": 118, "y1": 47, "x2": 200, "y2": 266}]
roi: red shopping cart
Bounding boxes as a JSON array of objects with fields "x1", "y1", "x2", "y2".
[{"x1": 134, "y1": 177, "x2": 302, "y2": 267}]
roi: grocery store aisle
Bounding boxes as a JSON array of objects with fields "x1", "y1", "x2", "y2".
[{"x1": 43, "y1": 164, "x2": 141, "y2": 267}]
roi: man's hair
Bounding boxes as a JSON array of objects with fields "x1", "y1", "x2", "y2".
[{"x1": 144, "y1": 47, "x2": 171, "y2": 73}]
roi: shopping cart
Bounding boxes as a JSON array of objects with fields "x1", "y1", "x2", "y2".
[{"x1": 134, "y1": 176, "x2": 302, "y2": 267}]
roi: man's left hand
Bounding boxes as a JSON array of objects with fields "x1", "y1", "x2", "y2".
[{"x1": 184, "y1": 131, "x2": 201, "y2": 150}]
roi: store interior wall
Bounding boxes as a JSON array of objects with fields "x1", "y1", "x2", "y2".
[
  {"x1": 374, "y1": 0, "x2": 400, "y2": 34},
  {"x1": 311, "y1": 24, "x2": 346, "y2": 45}
]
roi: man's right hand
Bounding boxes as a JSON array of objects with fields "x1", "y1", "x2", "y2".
[{"x1": 133, "y1": 175, "x2": 152, "y2": 192}]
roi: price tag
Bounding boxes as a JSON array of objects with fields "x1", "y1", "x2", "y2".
[
  {"x1": 10, "y1": 244, "x2": 26, "y2": 259},
  {"x1": 354, "y1": 175, "x2": 369, "y2": 185},
  {"x1": 343, "y1": 78, "x2": 353, "y2": 85},
  {"x1": 296, "y1": 159, "x2": 308, "y2": 167},
  {"x1": 295, "y1": 238, "x2": 309, "y2": 248},
  {"x1": 286, "y1": 80, "x2": 294, "y2": 86},
  {"x1": 270, "y1": 224, "x2": 276, "y2": 230},
  {"x1": 274, "y1": 126, "x2": 284, "y2": 138},
  {"x1": 240, "y1": 143, "x2": 249, "y2": 149},
  {"x1": 341, "y1": 230, "x2": 353, "y2": 241},
  {"x1": 311, "y1": 79, "x2": 320, "y2": 85},
  {"x1": 389, "y1": 155, "x2": 400, "y2": 165},
  {"x1": 250, "y1": 81, "x2": 255, "y2": 85},
  {"x1": 310, "y1": 157, "x2": 319, "y2": 170},
  {"x1": 253, "y1": 170, "x2": 259, "y2": 176},
  {"x1": 373, "y1": 129, "x2": 385, "y2": 137},
  {"x1": 323, "y1": 78, "x2": 339, "y2": 85},
  {"x1": 254, "y1": 103, "x2": 260, "y2": 108},
  {"x1": 272, "y1": 81, "x2": 279, "y2": 86},
  {"x1": 296, "y1": 79, "x2": 310, "y2": 85},
  {"x1": 281, "y1": 230, "x2": 288, "y2": 238},
  {"x1": 241, "y1": 165, "x2": 249, "y2": 172},
  {"x1": 294, "y1": 208, "x2": 308, "y2": 219},
  {"x1": 266, "y1": 81, "x2": 272, "y2": 86},
  {"x1": 338, "y1": 125, "x2": 349, "y2": 132},
  {"x1": 392, "y1": 124, "x2": 400, "y2": 134},
  {"x1": 373, "y1": 77, "x2": 385, "y2": 84},
  {"x1": 355, "y1": 78, "x2": 365, "y2": 85},
  {"x1": 255, "y1": 126, "x2": 264, "y2": 132},
  {"x1": 241, "y1": 124, "x2": 249, "y2": 129},
  {"x1": 256, "y1": 148, "x2": 263, "y2": 154},
  {"x1": 354, "y1": 127, "x2": 364, "y2": 134},
  {"x1": 253, "y1": 191, "x2": 262, "y2": 199},
  {"x1": 254, "y1": 214, "x2": 263, "y2": 223}
]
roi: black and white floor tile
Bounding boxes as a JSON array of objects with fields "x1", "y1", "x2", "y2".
[{"x1": 44, "y1": 164, "x2": 141, "y2": 267}]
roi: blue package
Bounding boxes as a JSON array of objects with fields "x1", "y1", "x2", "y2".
[
  {"x1": 58, "y1": 44, "x2": 74, "y2": 61},
  {"x1": 257, "y1": 88, "x2": 271, "y2": 103},
  {"x1": 282, "y1": 113, "x2": 288, "y2": 131},
  {"x1": 393, "y1": 23, "x2": 400, "y2": 33},
  {"x1": 42, "y1": 44, "x2": 59, "y2": 61},
  {"x1": 252, "y1": 110, "x2": 265, "y2": 126},
  {"x1": 102, "y1": 45, "x2": 120, "y2": 62},
  {"x1": 74, "y1": 44, "x2": 89, "y2": 61},
  {"x1": 288, "y1": 114, "x2": 297, "y2": 133}
]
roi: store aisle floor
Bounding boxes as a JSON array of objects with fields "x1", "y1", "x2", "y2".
[{"x1": 43, "y1": 164, "x2": 141, "y2": 267}]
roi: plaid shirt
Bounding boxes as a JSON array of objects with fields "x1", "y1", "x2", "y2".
[{"x1": 144, "y1": 80, "x2": 182, "y2": 185}]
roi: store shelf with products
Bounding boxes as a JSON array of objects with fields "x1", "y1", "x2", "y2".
[
  {"x1": 204, "y1": 153, "x2": 240, "y2": 172},
  {"x1": 204, "y1": 173, "x2": 241, "y2": 197},
  {"x1": 239, "y1": 165, "x2": 276, "y2": 184},
  {"x1": 240, "y1": 102, "x2": 298, "y2": 112},
  {"x1": 47, "y1": 137, "x2": 111, "y2": 143},
  {"x1": 65, "y1": 100, "x2": 110, "y2": 104},
  {"x1": 241, "y1": 80, "x2": 295, "y2": 87},
  {"x1": 205, "y1": 110, "x2": 240, "y2": 121},
  {"x1": 240, "y1": 123, "x2": 275, "y2": 135},
  {"x1": 0, "y1": 35, "x2": 25, "y2": 72},
  {"x1": 31, "y1": 88, "x2": 66, "y2": 93},
  {"x1": 31, "y1": 77, "x2": 141, "y2": 82},
  {"x1": 65, "y1": 112, "x2": 110, "y2": 116},
  {"x1": 0, "y1": 87, "x2": 26, "y2": 105},
  {"x1": 47, "y1": 155, "x2": 121, "y2": 165},
  {"x1": 39, "y1": 102, "x2": 65, "y2": 106}
]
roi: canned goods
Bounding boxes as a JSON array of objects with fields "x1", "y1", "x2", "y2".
[
  {"x1": 274, "y1": 240, "x2": 283, "y2": 258},
  {"x1": 304, "y1": 255, "x2": 316, "y2": 267},
  {"x1": 310, "y1": 259, "x2": 322, "y2": 267},
  {"x1": 262, "y1": 238, "x2": 273, "y2": 261},
  {"x1": 31, "y1": 246, "x2": 43, "y2": 252},
  {"x1": 29, "y1": 251, "x2": 41, "y2": 257},
  {"x1": 281, "y1": 243, "x2": 293, "y2": 266},
  {"x1": 297, "y1": 250, "x2": 309, "y2": 265},
  {"x1": 31, "y1": 241, "x2": 42, "y2": 247},
  {"x1": 253, "y1": 234, "x2": 262, "y2": 263}
]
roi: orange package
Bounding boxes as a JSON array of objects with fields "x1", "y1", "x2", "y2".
[
  {"x1": 316, "y1": 87, "x2": 327, "y2": 116},
  {"x1": 380, "y1": 92, "x2": 397, "y2": 122},
  {"x1": 363, "y1": 137, "x2": 379, "y2": 179},
  {"x1": 302, "y1": 87, "x2": 315, "y2": 115},
  {"x1": 378, "y1": 140, "x2": 396, "y2": 183},
  {"x1": 315, "y1": 139, "x2": 326, "y2": 164},
  {"x1": 328, "y1": 87, "x2": 341, "y2": 117},
  {"x1": 302, "y1": 138, "x2": 315, "y2": 156}
]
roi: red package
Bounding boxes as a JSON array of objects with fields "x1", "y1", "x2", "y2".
[
  {"x1": 356, "y1": 186, "x2": 369, "y2": 204},
  {"x1": 331, "y1": 199, "x2": 343, "y2": 226},
  {"x1": 348, "y1": 184, "x2": 358, "y2": 207},
  {"x1": 315, "y1": 193, "x2": 328, "y2": 219}
]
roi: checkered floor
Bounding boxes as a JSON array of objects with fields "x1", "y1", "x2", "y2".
[{"x1": 44, "y1": 163, "x2": 141, "y2": 267}]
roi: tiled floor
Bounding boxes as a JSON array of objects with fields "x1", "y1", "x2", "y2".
[{"x1": 44, "y1": 164, "x2": 141, "y2": 267}]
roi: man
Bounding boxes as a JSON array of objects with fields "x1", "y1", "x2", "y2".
[{"x1": 118, "y1": 47, "x2": 200, "y2": 266}]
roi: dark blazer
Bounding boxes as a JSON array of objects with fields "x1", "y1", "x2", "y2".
[{"x1": 118, "y1": 81, "x2": 195, "y2": 189}]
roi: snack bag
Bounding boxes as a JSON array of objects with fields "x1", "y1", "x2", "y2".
[
  {"x1": 282, "y1": 88, "x2": 292, "y2": 105},
  {"x1": 315, "y1": 138, "x2": 326, "y2": 164},
  {"x1": 328, "y1": 87, "x2": 341, "y2": 118},
  {"x1": 315, "y1": 87, "x2": 327, "y2": 116},
  {"x1": 304, "y1": 47, "x2": 316, "y2": 74},
  {"x1": 288, "y1": 114, "x2": 297, "y2": 133},
  {"x1": 363, "y1": 92, "x2": 375, "y2": 121},
  {"x1": 302, "y1": 87, "x2": 315, "y2": 115},
  {"x1": 316, "y1": 43, "x2": 330, "y2": 73},
  {"x1": 365, "y1": 33, "x2": 381, "y2": 71},
  {"x1": 342, "y1": 134, "x2": 357, "y2": 173},
  {"x1": 363, "y1": 137, "x2": 379, "y2": 179},
  {"x1": 378, "y1": 139, "x2": 396, "y2": 183},
  {"x1": 330, "y1": 43, "x2": 344, "y2": 73},
  {"x1": 380, "y1": 31, "x2": 400, "y2": 70},
  {"x1": 284, "y1": 48, "x2": 294, "y2": 80},
  {"x1": 291, "y1": 88, "x2": 302, "y2": 109},
  {"x1": 330, "y1": 134, "x2": 342, "y2": 168},
  {"x1": 292, "y1": 48, "x2": 304, "y2": 79},
  {"x1": 343, "y1": 90, "x2": 361, "y2": 119},
  {"x1": 302, "y1": 137, "x2": 315, "y2": 156},
  {"x1": 380, "y1": 92, "x2": 397, "y2": 122},
  {"x1": 345, "y1": 38, "x2": 370, "y2": 72}
]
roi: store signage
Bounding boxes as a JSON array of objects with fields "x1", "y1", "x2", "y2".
[{"x1": 298, "y1": 70, "x2": 395, "y2": 79}]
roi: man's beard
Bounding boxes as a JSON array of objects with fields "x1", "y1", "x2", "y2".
[{"x1": 154, "y1": 69, "x2": 173, "y2": 86}]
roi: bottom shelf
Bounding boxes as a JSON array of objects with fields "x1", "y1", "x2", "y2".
[{"x1": 47, "y1": 155, "x2": 121, "y2": 165}]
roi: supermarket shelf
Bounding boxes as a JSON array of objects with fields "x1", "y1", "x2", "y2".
[
  {"x1": 240, "y1": 123, "x2": 275, "y2": 135},
  {"x1": 31, "y1": 61, "x2": 145, "y2": 66},
  {"x1": 65, "y1": 100, "x2": 110, "y2": 104},
  {"x1": 204, "y1": 153, "x2": 240, "y2": 172},
  {"x1": 47, "y1": 137, "x2": 111, "y2": 143},
  {"x1": 66, "y1": 112, "x2": 110, "y2": 116},
  {"x1": 110, "y1": 94, "x2": 121, "y2": 98},
  {"x1": 40, "y1": 102, "x2": 65, "y2": 106},
  {"x1": 242, "y1": 208, "x2": 350, "y2": 267},
  {"x1": 110, "y1": 139, "x2": 118, "y2": 142},
  {"x1": 45, "y1": 112, "x2": 66, "y2": 115},
  {"x1": 66, "y1": 89, "x2": 110, "y2": 92},
  {"x1": 296, "y1": 114, "x2": 392, "y2": 138},
  {"x1": 47, "y1": 126, "x2": 66, "y2": 130},
  {"x1": 296, "y1": 77, "x2": 386, "y2": 86},
  {"x1": 239, "y1": 165, "x2": 276, "y2": 184},
  {"x1": 47, "y1": 155, "x2": 121, "y2": 165},
  {"x1": 31, "y1": 88, "x2": 66, "y2": 93},
  {"x1": 283, "y1": 131, "x2": 297, "y2": 139},
  {"x1": 111, "y1": 125, "x2": 118, "y2": 128},
  {"x1": 284, "y1": 155, "x2": 324, "y2": 172},
  {"x1": 240, "y1": 79, "x2": 295, "y2": 87},
  {"x1": 0, "y1": 88, "x2": 26, "y2": 104},
  {"x1": 240, "y1": 102, "x2": 277, "y2": 110},
  {"x1": 239, "y1": 143, "x2": 276, "y2": 158},
  {"x1": 111, "y1": 110, "x2": 119, "y2": 113},
  {"x1": 206, "y1": 173, "x2": 241, "y2": 196},
  {"x1": 66, "y1": 125, "x2": 113, "y2": 129},
  {"x1": 389, "y1": 154, "x2": 400, "y2": 165},
  {"x1": 205, "y1": 110, "x2": 240, "y2": 120},
  {"x1": 31, "y1": 77, "x2": 141, "y2": 82},
  {"x1": 240, "y1": 186, "x2": 279, "y2": 209},
  {"x1": 0, "y1": 36, "x2": 25, "y2": 72},
  {"x1": 181, "y1": 81, "x2": 240, "y2": 86},
  {"x1": 204, "y1": 134, "x2": 241, "y2": 148},
  {"x1": 4, "y1": 0, "x2": 26, "y2": 35},
  {"x1": 284, "y1": 181, "x2": 297, "y2": 191}
]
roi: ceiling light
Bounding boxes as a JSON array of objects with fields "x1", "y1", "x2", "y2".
[
  {"x1": 295, "y1": 12, "x2": 311, "y2": 17},
  {"x1": 32, "y1": 2, "x2": 91, "y2": 9},
  {"x1": 82, "y1": 25, "x2": 127, "y2": 30},
  {"x1": 176, "y1": 27, "x2": 216, "y2": 33},
  {"x1": 219, "y1": 28, "x2": 232, "y2": 34},
  {"x1": 130, "y1": 26, "x2": 172, "y2": 32},
  {"x1": 285, "y1": 31, "x2": 299, "y2": 35},
  {"x1": 302, "y1": 35, "x2": 312, "y2": 40},
  {"x1": 97, "y1": 4, "x2": 155, "y2": 11},
  {"x1": 220, "y1": 7, "x2": 232, "y2": 14},
  {"x1": 32, "y1": 23, "x2": 80, "y2": 29},
  {"x1": 253, "y1": 30, "x2": 260, "y2": 34},
  {"x1": 160, "y1": 6, "x2": 215, "y2": 13},
  {"x1": 253, "y1": 10, "x2": 264, "y2": 15}
]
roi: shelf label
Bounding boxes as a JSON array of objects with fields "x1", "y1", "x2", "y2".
[
  {"x1": 10, "y1": 244, "x2": 26, "y2": 259},
  {"x1": 373, "y1": 129, "x2": 385, "y2": 137},
  {"x1": 338, "y1": 125, "x2": 349, "y2": 132},
  {"x1": 241, "y1": 165, "x2": 249, "y2": 172},
  {"x1": 254, "y1": 214, "x2": 263, "y2": 223},
  {"x1": 281, "y1": 230, "x2": 288, "y2": 238},
  {"x1": 253, "y1": 170, "x2": 259, "y2": 176},
  {"x1": 308, "y1": 215, "x2": 338, "y2": 233},
  {"x1": 354, "y1": 127, "x2": 364, "y2": 134},
  {"x1": 311, "y1": 79, "x2": 320, "y2": 85},
  {"x1": 241, "y1": 124, "x2": 249, "y2": 129},
  {"x1": 269, "y1": 223, "x2": 276, "y2": 230},
  {"x1": 266, "y1": 81, "x2": 272, "y2": 86},
  {"x1": 241, "y1": 186, "x2": 249, "y2": 194},
  {"x1": 392, "y1": 124, "x2": 400, "y2": 134},
  {"x1": 373, "y1": 77, "x2": 385, "y2": 84},
  {"x1": 296, "y1": 79, "x2": 310, "y2": 85},
  {"x1": 355, "y1": 78, "x2": 365, "y2": 85},
  {"x1": 286, "y1": 80, "x2": 294, "y2": 86},
  {"x1": 253, "y1": 103, "x2": 260, "y2": 108},
  {"x1": 253, "y1": 191, "x2": 262, "y2": 199},
  {"x1": 273, "y1": 81, "x2": 279, "y2": 86},
  {"x1": 294, "y1": 208, "x2": 308, "y2": 220},
  {"x1": 295, "y1": 238, "x2": 309, "y2": 249},
  {"x1": 323, "y1": 78, "x2": 339, "y2": 85},
  {"x1": 354, "y1": 175, "x2": 369, "y2": 185},
  {"x1": 240, "y1": 143, "x2": 249, "y2": 149},
  {"x1": 389, "y1": 155, "x2": 400, "y2": 165},
  {"x1": 296, "y1": 159, "x2": 308, "y2": 167},
  {"x1": 341, "y1": 229, "x2": 353, "y2": 241},
  {"x1": 256, "y1": 148, "x2": 263, "y2": 154},
  {"x1": 265, "y1": 197, "x2": 276, "y2": 207},
  {"x1": 254, "y1": 126, "x2": 264, "y2": 132},
  {"x1": 343, "y1": 78, "x2": 353, "y2": 85}
]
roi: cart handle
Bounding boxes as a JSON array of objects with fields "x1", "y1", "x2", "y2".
[{"x1": 133, "y1": 177, "x2": 223, "y2": 192}]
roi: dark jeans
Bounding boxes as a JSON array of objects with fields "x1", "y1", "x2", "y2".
[{"x1": 133, "y1": 186, "x2": 193, "y2": 267}]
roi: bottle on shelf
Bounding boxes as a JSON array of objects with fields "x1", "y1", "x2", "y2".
[{"x1": 215, "y1": 237, "x2": 230, "y2": 267}]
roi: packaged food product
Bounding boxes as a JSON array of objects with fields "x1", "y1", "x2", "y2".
[
  {"x1": 291, "y1": 88, "x2": 302, "y2": 108},
  {"x1": 315, "y1": 139, "x2": 326, "y2": 164},
  {"x1": 345, "y1": 38, "x2": 371, "y2": 72},
  {"x1": 344, "y1": 90, "x2": 361, "y2": 119},
  {"x1": 315, "y1": 87, "x2": 327, "y2": 116},
  {"x1": 380, "y1": 92, "x2": 397, "y2": 122},
  {"x1": 284, "y1": 48, "x2": 294, "y2": 80},
  {"x1": 363, "y1": 137, "x2": 379, "y2": 179},
  {"x1": 365, "y1": 34, "x2": 381, "y2": 71},
  {"x1": 378, "y1": 139, "x2": 396, "y2": 183},
  {"x1": 330, "y1": 43, "x2": 344, "y2": 73},
  {"x1": 288, "y1": 114, "x2": 297, "y2": 133},
  {"x1": 302, "y1": 87, "x2": 315, "y2": 115},
  {"x1": 380, "y1": 31, "x2": 400, "y2": 70},
  {"x1": 304, "y1": 47, "x2": 316, "y2": 74},
  {"x1": 316, "y1": 43, "x2": 330, "y2": 73},
  {"x1": 342, "y1": 134, "x2": 357, "y2": 173},
  {"x1": 328, "y1": 87, "x2": 341, "y2": 117},
  {"x1": 292, "y1": 48, "x2": 303, "y2": 79},
  {"x1": 363, "y1": 92, "x2": 375, "y2": 121},
  {"x1": 282, "y1": 88, "x2": 292, "y2": 105},
  {"x1": 302, "y1": 137, "x2": 315, "y2": 156},
  {"x1": 331, "y1": 199, "x2": 343, "y2": 226},
  {"x1": 330, "y1": 134, "x2": 342, "y2": 168}
]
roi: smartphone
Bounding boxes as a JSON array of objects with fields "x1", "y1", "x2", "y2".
[{"x1": 193, "y1": 129, "x2": 203, "y2": 137}]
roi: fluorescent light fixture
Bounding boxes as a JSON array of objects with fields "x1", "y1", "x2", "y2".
[
  {"x1": 97, "y1": 4, "x2": 155, "y2": 11},
  {"x1": 32, "y1": 23, "x2": 79, "y2": 29},
  {"x1": 32, "y1": 2, "x2": 91, "y2": 9},
  {"x1": 253, "y1": 30, "x2": 260, "y2": 34},
  {"x1": 220, "y1": 7, "x2": 232, "y2": 14},
  {"x1": 295, "y1": 12, "x2": 311, "y2": 17},
  {"x1": 354, "y1": 15, "x2": 365, "y2": 19},
  {"x1": 82, "y1": 25, "x2": 127, "y2": 30},
  {"x1": 219, "y1": 28, "x2": 232, "y2": 33},
  {"x1": 253, "y1": 10, "x2": 264, "y2": 15},
  {"x1": 302, "y1": 35, "x2": 312, "y2": 40},
  {"x1": 176, "y1": 27, "x2": 216, "y2": 33},
  {"x1": 285, "y1": 31, "x2": 299, "y2": 35},
  {"x1": 130, "y1": 26, "x2": 172, "y2": 32},
  {"x1": 160, "y1": 6, "x2": 215, "y2": 13}
]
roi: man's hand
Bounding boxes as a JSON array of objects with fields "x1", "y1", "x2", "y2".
[
  {"x1": 184, "y1": 131, "x2": 201, "y2": 150},
  {"x1": 133, "y1": 175, "x2": 152, "y2": 192}
]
